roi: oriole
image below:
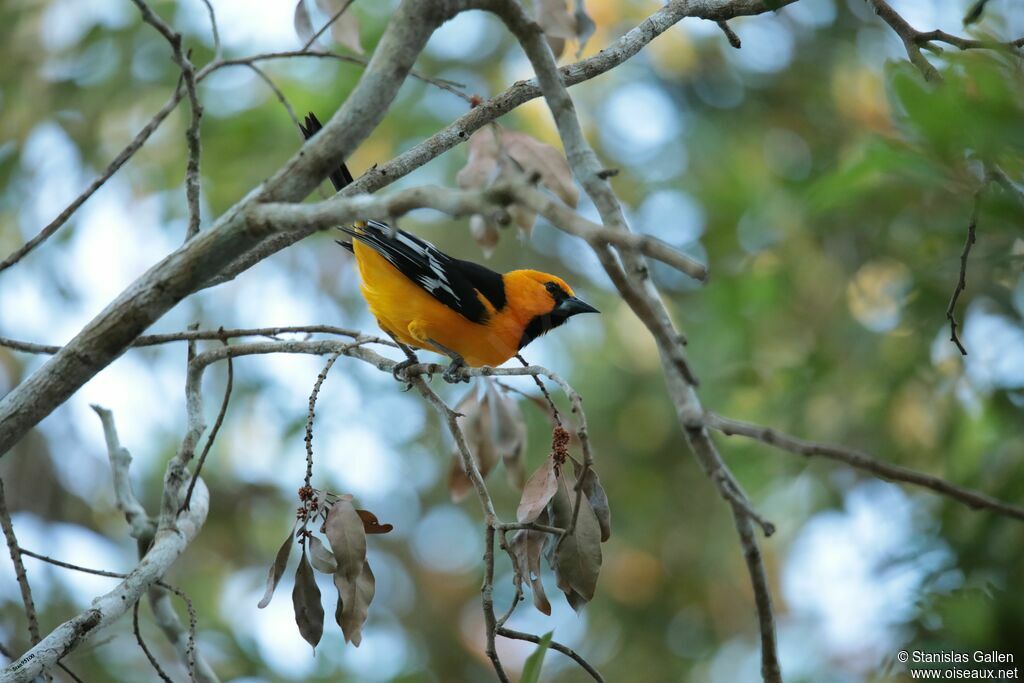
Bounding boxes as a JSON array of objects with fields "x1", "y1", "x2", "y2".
[{"x1": 301, "y1": 113, "x2": 598, "y2": 382}]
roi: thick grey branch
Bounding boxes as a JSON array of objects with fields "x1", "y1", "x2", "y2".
[{"x1": 0, "y1": 0, "x2": 461, "y2": 458}]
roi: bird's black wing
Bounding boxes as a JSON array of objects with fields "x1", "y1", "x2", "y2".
[
  {"x1": 342, "y1": 221, "x2": 506, "y2": 324},
  {"x1": 298, "y1": 112, "x2": 354, "y2": 192}
]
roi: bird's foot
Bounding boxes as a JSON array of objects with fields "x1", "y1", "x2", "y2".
[
  {"x1": 442, "y1": 359, "x2": 470, "y2": 384},
  {"x1": 392, "y1": 357, "x2": 419, "y2": 387}
]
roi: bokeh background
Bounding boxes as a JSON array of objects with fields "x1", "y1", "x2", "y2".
[{"x1": 2, "y1": 0, "x2": 1023, "y2": 681}]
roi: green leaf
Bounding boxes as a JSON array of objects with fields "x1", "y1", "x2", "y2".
[{"x1": 519, "y1": 631, "x2": 554, "y2": 683}]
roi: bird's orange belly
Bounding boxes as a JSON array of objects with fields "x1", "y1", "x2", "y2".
[{"x1": 353, "y1": 243, "x2": 518, "y2": 367}]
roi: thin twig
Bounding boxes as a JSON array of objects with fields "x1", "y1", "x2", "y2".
[
  {"x1": 0, "y1": 85, "x2": 184, "y2": 274},
  {"x1": 130, "y1": 0, "x2": 204, "y2": 238},
  {"x1": 17, "y1": 548, "x2": 204, "y2": 682},
  {"x1": 199, "y1": 0, "x2": 221, "y2": 60},
  {"x1": 515, "y1": 354, "x2": 561, "y2": 426},
  {"x1": 304, "y1": 353, "x2": 342, "y2": 487},
  {"x1": 302, "y1": 0, "x2": 358, "y2": 51},
  {"x1": 706, "y1": 412, "x2": 1024, "y2": 522},
  {"x1": 182, "y1": 334, "x2": 234, "y2": 513},
  {"x1": 245, "y1": 64, "x2": 303, "y2": 132},
  {"x1": 56, "y1": 663, "x2": 85, "y2": 683},
  {"x1": 0, "y1": 480, "x2": 42, "y2": 645},
  {"x1": 497, "y1": 628, "x2": 605, "y2": 683},
  {"x1": 0, "y1": 325, "x2": 390, "y2": 356},
  {"x1": 717, "y1": 474, "x2": 776, "y2": 537},
  {"x1": 482, "y1": 525, "x2": 509, "y2": 683},
  {"x1": 946, "y1": 191, "x2": 981, "y2": 356},
  {"x1": 716, "y1": 20, "x2": 741, "y2": 48},
  {"x1": 867, "y1": 0, "x2": 1022, "y2": 81},
  {"x1": 216, "y1": 50, "x2": 473, "y2": 102},
  {"x1": 133, "y1": 600, "x2": 174, "y2": 683}
]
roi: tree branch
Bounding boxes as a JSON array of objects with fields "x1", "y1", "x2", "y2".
[
  {"x1": 91, "y1": 405, "x2": 155, "y2": 540},
  {"x1": 0, "y1": 480, "x2": 42, "y2": 651},
  {"x1": 946, "y1": 188, "x2": 982, "y2": 356},
  {"x1": 482, "y1": 1, "x2": 782, "y2": 678},
  {"x1": 0, "y1": 0, "x2": 468, "y2": 458},
  {"x1": 1, "y1": 480, "x2": 208, "y2": 682},
  {"x1": 705, "y1": 412, "x2": 1024, "y2": 522},
  {"x1": 867, "y1": 0, "x2": 1022, "y2": 82}
]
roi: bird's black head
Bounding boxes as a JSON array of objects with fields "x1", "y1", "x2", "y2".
[{"x1": 517, "y1": 278, "x2": 599, "y2": 350}]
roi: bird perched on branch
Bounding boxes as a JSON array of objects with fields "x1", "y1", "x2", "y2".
[{"x1": 300, "y1": 113, "x2": 598, "y2": 383}]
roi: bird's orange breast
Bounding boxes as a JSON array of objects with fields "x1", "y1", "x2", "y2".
[{"x1": 352, "y1": 241, "x2": 523, "y2": 367}]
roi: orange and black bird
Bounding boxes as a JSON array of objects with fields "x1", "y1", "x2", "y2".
[{"x1": 300, "y1": 113, "x2": 598, "y2": 383}]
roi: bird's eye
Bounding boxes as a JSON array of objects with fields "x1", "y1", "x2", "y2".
[{"x1": 545, "y1": 281, "x2": 567, "y2": 301}]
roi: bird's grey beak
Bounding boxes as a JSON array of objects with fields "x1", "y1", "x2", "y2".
[{"x1": 556, "y1": 296, "x2": 599, "y2": 317}]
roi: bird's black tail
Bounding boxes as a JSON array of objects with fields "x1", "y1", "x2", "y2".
[
  {"x1": 301, "y1": 111, "x2": 356, "y2": 252},
  {"x1": 298, "y1": 112, "x2": 355, "y2": 193}
]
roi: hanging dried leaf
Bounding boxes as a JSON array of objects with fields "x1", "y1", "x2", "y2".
[
  {"x1": 470, "y1": 215, "x2": 500, "y2": 258},
  {"x1": 355, "y1": 509, "x2": 394, "y2": 535},
  {"x1": 334, "y1": 558, "x2": 375, "y2": 646},
  {"x1": 573, "y1": 0, "x2": 596, "y2": 57},
  {"x1": 512, "y1": 523, "x2": 551, "y2": 615},
  {"x1": 503, "y1": 420, "x2": 528, "y2": 490},
  {"x1": 501, "y1": 131, "x2": 579, "y2": 208},
  {"x1": 545, "y1": 474, "x2": 602, "y2": 610},
  {"x1": 308, "y1": 535, "x2": 338, "y2": 574},
  {"x1": 257, "y1": 522, "x2": 297, "y2": 609},
  {"x1": 456, "y1": 127, "x2": 501, "y2": 190},
  {"x1": 508, "y1": 202, "x2": 539, "y2": 238},
  {"x1": 449, "y1": 385, "x2": 502, "y2": 501},
  {"x1": 517, "y1": 456, "x2": 559, "y2": 523},
  {"x1": 448, "y1": 455, "x2": 474, "y2": 503},
  {"x1": 536, "y1": 0, "x2": 576, "y2": 58},
  {"x1": 573, "y1": 461, "x2": 611, "y2": 542},
  {"x1": 325, "y1": 498, "x2": 367, "y2": 586},
  {"x1": 293, "y1": 0, "x2": 315, "y2": 45},
  {"x1": 485, "y1": 379, "x2": 520, "y2": 453},
  {"x1": 292, "y1": 548, "x2": 325, "y2": 651},
  {"x1": 314, "y1": 0, "x2": 364, "y2": 54}
]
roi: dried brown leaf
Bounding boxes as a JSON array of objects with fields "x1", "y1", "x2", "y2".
[
  {"x1": 536, "y1": 0, "x2": 577, "y2": 40},
  {"x1": 509, "y1": 203, "x2": 538, "y2": 238},
  {"x1": 504, "y1": 421, "x2": 528, "y2": 490},
  {"x1": 257, "y1": 522, "x2": 296, "y2": 608},
  {"x1": 355, "y1": 509, "x2": 394, "y2": 535},
  {"x1": 470, "y1": 215, "x2": 501, "y2": 258},
  {"x1": 485, "y1": 380, "x2": 521, "y2": 453},
  {"x1": 545, "y1": 474, "x2": 602, "y2": 609},
  {"x1": 314, "y1": 0, "x2": 364, "y2": 54},
  {"x1": 325, "y1": 499, "x2": 367, "y2": 585},
  {"x1": 292, "y1": 548, "x2": 325, "y2": 651},
  {"x1": 512, "y1": 524, "x2": 551, "y2": 615},
  {"x1": 335, "y1": 559, "x2": 375, "y2": 646},
  {"x1": 573, "y1": 0, "x2": 596, "y2": 57},
  {"x1": 517, "y1": 456, "x2": 559, "y2": 523},
  {"x1": 500, "y1": 130, "x2": 579, "y2": 208},
  {"x1": 308, "y1": 535, "x2": 338, "y2": 574},
  {"x1": 456, "y1": 127, "x2": 500, "y2": 190},
  {"x1": 573, "y1": 462, "x2": 611, "y2": 542},
  {"x1": 447, "y1": 454, "x2": 474, "y2": 503},
  {"x1": 293, "y1": 0, "x2": 315, "y2": 45}
]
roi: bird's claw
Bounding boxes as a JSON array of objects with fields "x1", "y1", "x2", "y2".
[
  {"x1": 442, "y1": 361, "x2": 470, "y2": 384},
  {"x1": 391, "y1": 358, "x2": 418, "y2": 383}
]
